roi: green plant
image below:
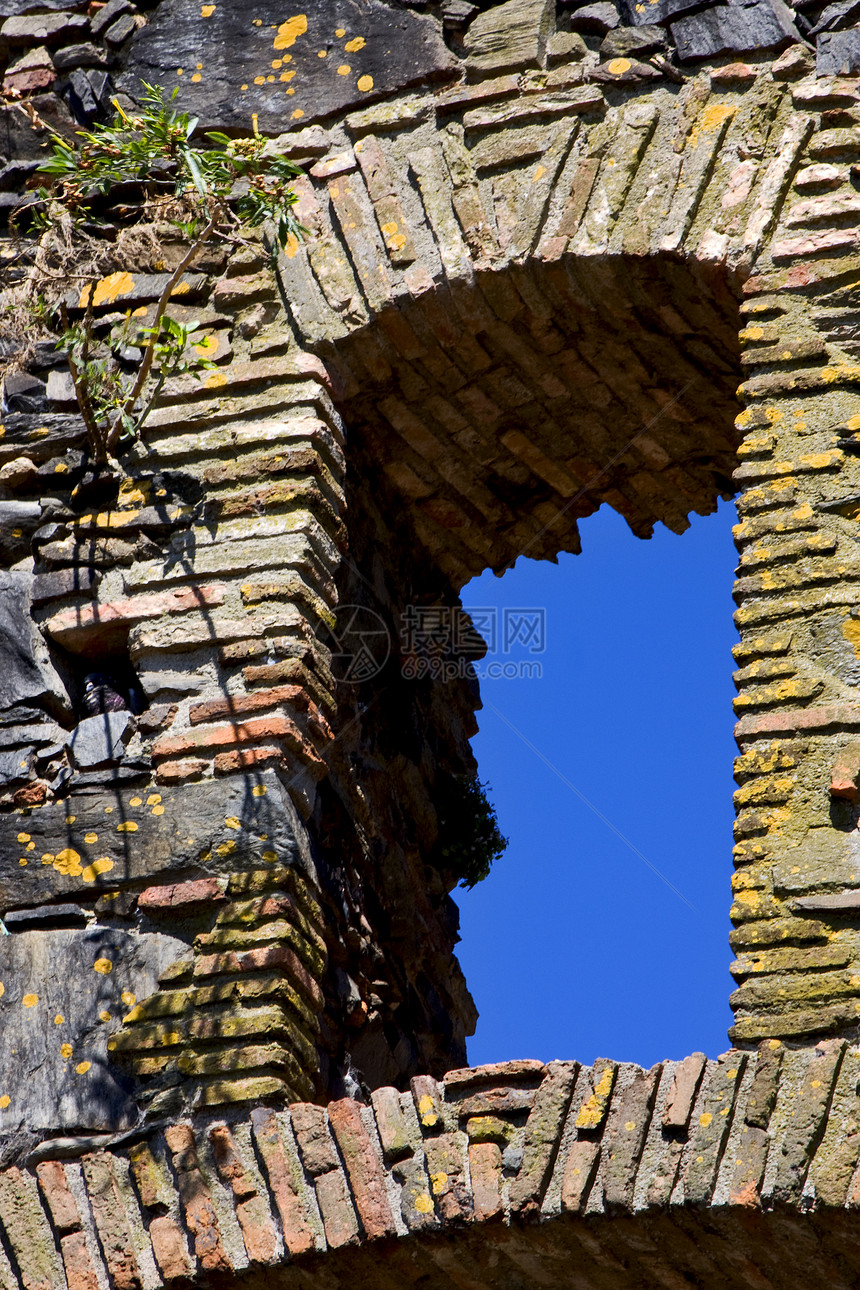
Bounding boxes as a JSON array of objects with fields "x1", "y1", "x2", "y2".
[
  {"x1": 433, "y1": 772, "x2": 507, "y2": 889},
  {"x1": 2, "y1": 82, "x2": 306, "y2": 463}
]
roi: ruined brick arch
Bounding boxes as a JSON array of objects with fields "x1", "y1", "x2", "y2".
[{"x1": 7, "y1": 0, "x2": 860, "y2": 1275}]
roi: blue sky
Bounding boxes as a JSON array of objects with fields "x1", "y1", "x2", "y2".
[{"x1": 456, "y1": 499, "x2": 739, "y2": 1069}]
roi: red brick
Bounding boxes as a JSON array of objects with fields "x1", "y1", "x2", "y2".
[
  {"x1": 13, "y1": 780, "x2": 47, "y2": 807},
  {"x1": 152, "y1": 715, "x2": 308, "y2": 760},
  {"x1": 154, "y1": 758, "x2": 209, "y2": 783},
  {"x1": 291, "y1": 1104, "x2": 339, "y2": 1176},
  {"x1": 662, "y1": 1053, "x2": 707, "y2": 1131},
  {"x1": 59, "y1": 1231, "x2": 100, "y2": 1290},
  {"x1": 313, "y1": 1169, "x2": 360, "y2": 1250},
  {"x1": 235, "y1": 1195, "x2": 278, "y2": 1264},
  {"x1": 36, "y1": 1161, "x2": 80, "y2": 1234},
  {"x1": 147, "y1": 1216, "x2": 195, "y2": 1281},
  {"x1": 163, "y1": 1125, "x2": 231, "y2": 1273},
  {"x1": 192, "y1": 945, "x2": 324, "y2": 1012},
  {"x1": 328, "y1": 1099, "x2": 396, "y2": 1240},
  {"x1": 560, "y1": 1140, "x2": 600, "y2": 1213},
  {"x1": 250, "y1": 1109, "x2": 316, "y2": 1257},
  {"x1": 189, "y1": 685, "x2": 307, "y2": 726},
  {"x1": 138, "y1": 878, "x2": 226, "y2": 912},
  {"x1": 469, "y1": 1143, "x2": 502, "y2": 1222},
  {"x1": 81, "y1": 1153, "x2": 142, "y2": 1290},
  {"x1": 213, "y1": 746, "x2": 286, "y2": 775},
  {"x1": 735, "y1": 705, "x2": 860, "y2": 739},
  {"x1": 444, "y1": 1060, "x2": 546, "y2": 1090},
  {"x1": 44, "y1": 584, "x2": 225, "y2": 647}
]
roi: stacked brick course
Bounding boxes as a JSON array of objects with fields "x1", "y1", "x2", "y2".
[{"x1": 0, "y1": 1048, "x2": 859, "y2": 1288}]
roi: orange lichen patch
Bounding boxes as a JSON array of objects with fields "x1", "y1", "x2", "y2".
[
  {"x1": 284, "y1": 232, "x2": 300, "y2": 258},
  {"x1": 61, "y1": 1043, "x2": 73, "y2": 1059},
  {"x1": 75, "y1": 1062, "x2": 91, "y2": 1075},
  {"x1": 317, "y1": 48, "x2": 327, "y2": 56},
  {"x1": 99, "y1": 1010, "x2": 111, "y2": 1022},
  {"x1": 337, "y1": 63, "x2": 350, "y2": 75},
  {"x1": 54, "y1": 1014, "x2": 63, "y2": 1024},
  {"x1": 0, "y1": 984, "x2": 4, "y2": 999},
  {"x1": 22, "y1": 994, "x2": 38, "y2": 1008},
  {"x1": 344, "y1": 35, "x2": 365, "y2": 52},
  {"x1": 191, "y1": 73, "x2": 202, "y2": 81},
  {"x1": 201, "y1": 4, "x2": 215, "y2": 14},
  {"x1": 292, "y1": 108, "x2": 305, "y2": 119},
  {"x1": 336, "y1": 26, "x2": 345, "y2": 35},
  {"x1": 93, "y1": 958, "x2": 113, "y2": 975},
  {"x1": 121, "y1": 991, "x2": 136, "y2": 1007},
  {"x1": 273, "y1": 14, "x2": 307, "y2": 49},
  {"x1": 116, "y1": 821, "x2": 138, "y2": 833},
  {"x1": 280, "y1": 70, "x2": 296, "y2": 81},
  {"x1": 147, "y1": 794, "x2": 162, "y2": 806},
  {"x1": 80, "y1": 272, "x2": 134, "y2": 308},
  {"x1": 52, "y1": 848, "x2": 82, "y2": 877},
  {"x1": 254, "y1": 75, "x2": 266, "y2": 84},
  {"x1": 357, "y1": 74, "x2": 373, "y2": 91},
  {"x1": 0, "y1": 1097, "x2": 9, "y2": 1110},
  {"x1": 84, "y1": 832, "x2": 98, "y2": 844},
  {"x1": 607, "y1": 57, "x2": 631, "y2": 74},
  {"x1": 82, "y1": 858, "x2": 115, "y2": 883}
]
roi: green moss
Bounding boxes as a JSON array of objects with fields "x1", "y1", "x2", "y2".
[{"x1": 433, "y1": 773, "x2": 507, "y2": 889}]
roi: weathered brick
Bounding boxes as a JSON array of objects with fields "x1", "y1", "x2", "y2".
[
  {"x1": 250, "y1": 1109, "x2": 316, "y2": 1257},
  {"x1": 328, "y1": 1099, "x2": 396, "y2": 1240},
  {"x1": 662, "y1": 1054, "x2": 707, "y2": 1131},
  {"x1": 468, "y1": 1143, "x2": 502, "y2": 1222},
  {"x1": 371, "y1": 1087, "x2": 415, "y2": 1163},
  {"x1": 291, "y1": 1104, "x2": 340, "y2": 1176},
  {"x1": 601, "y1": 1066, "x2": 661, "y2": 1211},
  {"x1": 423, "y1": 1133, "x2": 472, "y2": 1223},
  {"x1": 35, "y1": 1162, "x2": 80, "y2": 1234},
  {"x1": 509, "y1": 1060, "x2": 578, "y2": 1216},
  {"x1": 138, "y1": 878, "x2": 226, "y2": 911},
  {"x1": 560, "y1": 1139, "x2": 601, "y2": 1213},
  {"x1": 163, "y1": 1125, "x2": 231, "y2": 1273},
  {"x1": 147, "y1": 1216, "x2": 195, "y2": 1282},
  {"x1": 81, "y1": 1153, "x2": 142, "y2": 1290},
  {"x1": 313, "y1": 1169, "x2": 360, "y2": 1250},
  {"x1": 58, "y1": 1232, "x2": 100, "y2": 1290}
]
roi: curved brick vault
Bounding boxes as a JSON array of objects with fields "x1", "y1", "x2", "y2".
[{"x1": 3, "y1": 0, "x2": 860, "y2": 1280}]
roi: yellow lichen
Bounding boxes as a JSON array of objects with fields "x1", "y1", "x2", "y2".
[{"x1": 273, "y1": 14, "x2": 307, "y2": 49}]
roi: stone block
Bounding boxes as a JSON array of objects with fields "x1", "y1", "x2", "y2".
[
  {"x1": 120, "y1": 0, "x2": 457, "y2": 134},
  {"x1": 68, "y1": 711, "x2": 132, "y2": 768},
  {"x1": 463, "y1": 0, "x2": 554, "y2": 71},
  {"x1": 818, "y1": 29, "x2": 860, "y2": 74},
  {"x1": 672, "y1": 0, "x2": 799, "y2": 60}
]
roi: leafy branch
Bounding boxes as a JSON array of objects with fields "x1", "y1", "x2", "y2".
[{"x1": 2, "y1": 82, "x2": 306, "y2": 464}]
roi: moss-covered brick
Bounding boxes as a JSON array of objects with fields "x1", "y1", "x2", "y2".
[
  {"x1": 465, "y1": 1115, "x2": 518, "y2": 1145},
  {"x1": 573, "y1": 1060, "x2": 616, "y2": 1132},
  {"x1": 185, "y1": 1003, "x2": 305, "y2": 1043},
  {"x1": 601, "y1": 1065, "x2": 660, "y2": 1211},
  {"x1": 771, "y1": 1041, "x2": 846, "y2": 1204},
  {"x1": 226, "y1": 867, "x2": 325, "y2": 930},
  {"x1": 199, "y1": 1075, "x2": 304, "y2": 1107},
  {"x1": 411, "y1": 1076, "x2": 445, "y2": 1134},
  {"x1": 809, "y1": 1048, "x2": 860, "y2": 1206},
  {"x1": 121, "y1": 989, "x2": 191, "y2": 1024},
  {"x1": 745, "y1": 1041, "x2": 784, "y2": 1129},
  {"x1": 190, "y1": 975, "x2": 321, "y2": 1038},
  {"x1": 126, "y1": 1142, "x2": 176, "y2": 1213},
  {"x1": 194, "y1": 919, "x2": 326, "y2": 978},
  {"x1": 370, "y1": 1087, "x2": 414, "y2": 1163},
  {"x1": 509, "y1": 1061, "x2": 578, "y2": 1216},
  {"x1": 0, "y1": 1168, "x2": 66, "y2": 1290},
  {"x1": 683, "y1": 1052, "x2": 747, "y2": 1206},
  {"x1": 177, "y1": 1040, "x2": 311, "y2": 1085},
  {"x1": 423, "y1": 1132, "x2": 472, "y2": 1223}
]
